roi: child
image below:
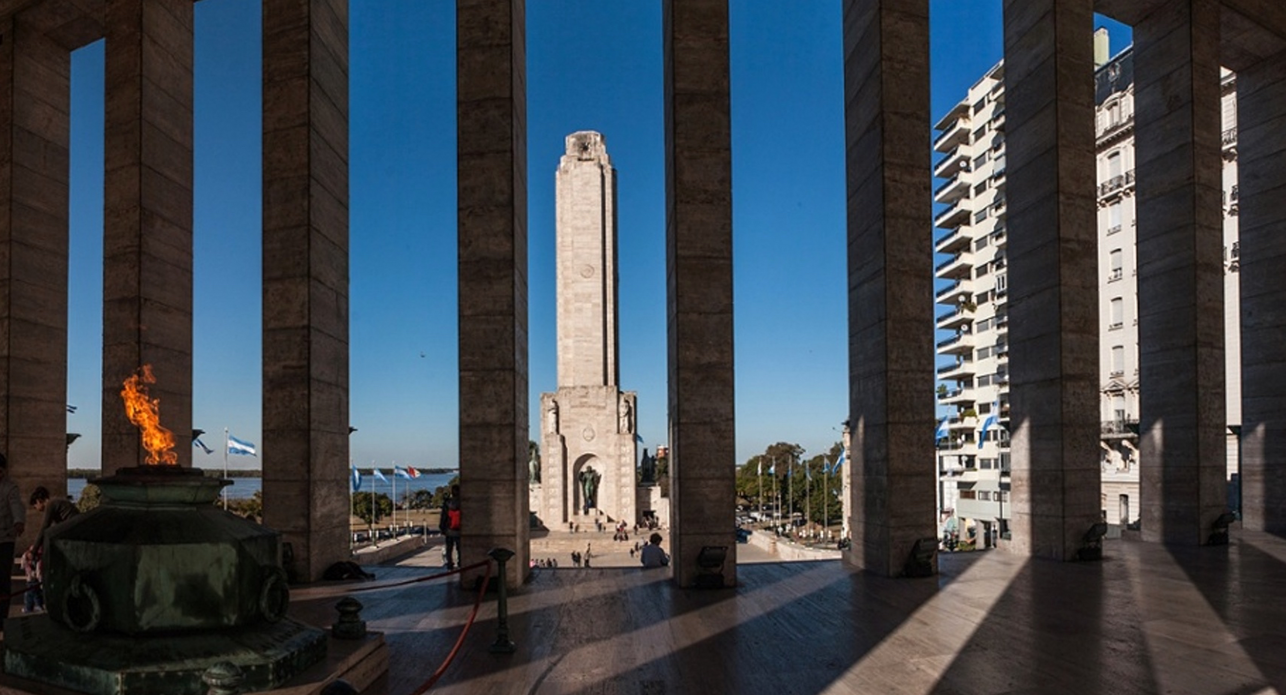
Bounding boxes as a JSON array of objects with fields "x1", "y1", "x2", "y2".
[{"x1": 20, "y1": 548, "x2": 42, "y2": 613}]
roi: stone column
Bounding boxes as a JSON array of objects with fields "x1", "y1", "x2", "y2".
[
  {"x1": 842, "y1": 0, "x2": 935, "y2": 577},
  {"x1": 1002, "y1": 0, "x2": 1101, "y2": 560},
  {"x1": 0, "y1": 15, "x2": 71, "y2": 510},
  {"x1": 1236, "y1": 49, "x2": 1286, "y2": 534},
  {"x1": 101, "y1": 0, "x2": 193, "y2": 469},
  {"x1": 262, "y1": 0, "x2": 350, "y2": 582},
  {"x1": 1134, "y1": 0, "x2": 1226, "y2": 545},
  {"x1": 457, "y1": 0, "x2": 529, "y2": 587},
  {"x1": 664, "y1": 0, "x2": 735, "y2": 588}
]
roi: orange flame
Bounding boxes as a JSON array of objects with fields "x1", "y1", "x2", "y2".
[{"x1": 120, "y1": 365, "x2": 177, "y2": 465}]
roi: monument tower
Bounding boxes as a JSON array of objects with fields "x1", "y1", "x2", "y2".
[{"x1": 534, "y1": 131, "x2": 639, "y2": 527}]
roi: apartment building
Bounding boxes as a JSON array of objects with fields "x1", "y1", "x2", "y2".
[{"x1": 933, "y1": 33, "x2": 1242, "y2": 544}]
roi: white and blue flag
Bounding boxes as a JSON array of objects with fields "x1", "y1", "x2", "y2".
[
  {"x1": 978, "y1": 402, "x2": 1000, "y2": 450},
  {"x1": 935, "y1": 416, "x2": 951, "y2": 440},
  {"x1": 831, "y1": 449, "x2": 846, "y2": 474},
  {"x1": 351, "y1": 466, "x2": 362, "y2": 493},
  {"x1": 194, "y1": 438, "x2": 214, "y2": 455},
  {"x1": 394, "y1": 466, "x2": 413, "y2": 480},
  {"x1": 66, "y1": 404, "x2": 78, "y2": 414},
  {"x1": 228, "y1": 435, "x2": 257, "y2": 456},
  {"x1": 372, "y1": 468, "x2": 388, "y2": 483}
]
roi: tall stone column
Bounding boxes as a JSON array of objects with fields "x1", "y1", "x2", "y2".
[
  {"x1": 842, "y1": 0, "x2": 936, "y2": 577},
  {"x1": 1134, "y1": 0, "x2": 1226, "y2": 545},
  {"x1": 1002, "y1": 0, "x2": 1101, "y2": 560},
  {"x1": 457, "y1": 0, "x2": 529, "y2": 587},
  {"x1": 0, "y1": 16, "x2": 71, "y2": 512},
  {"x1": 101, "y1": 0, "x2": 193, "y2": 469},
  {"x1": 664, "y1": 0, "x2": 735, "y2": 588},
  {"x1": 1236, "y1": 49, "x2": 1286, "y2": 534},
  {"x1": 262, "y1": 0, "x2": 350, "y2": 582}
]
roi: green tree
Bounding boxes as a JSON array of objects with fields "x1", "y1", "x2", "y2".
[
  {"x1": 352, "y1": 492, "x2": 393, "y2": 525},
  {"x1": 226, "y1": 491, "x2": 263, "y2": 521},
  {"x1": 77, "y1": 483, "x2": 101, "y2": 513},
  {"x1": 407, "y1": 488, "x2": 436, "y2": 510}
]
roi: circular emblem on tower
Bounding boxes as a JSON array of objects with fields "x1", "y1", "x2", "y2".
[
  {"x1": 582, "y1": 425, "x2": 596, "y2": 442},
  {"x1": 580, "y1": 264, "x2": 595, "y2": 278}
]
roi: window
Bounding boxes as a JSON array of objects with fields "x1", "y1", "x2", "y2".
[
  {"x1": 1111, "y1": 345, "x2": 1124, "y2": 375},
  {"x1": 1109, "y1": 249, "x2": 1123, "y2": 281},
  {"x1": 1107, "y1": 151, "x2": 1122, "y2": 178},
  {"x1": 973, "y1": 151, "x2": 990, "y2": 169},
  {"x1": 974, "y1": 181, "x2": 989, "y2": 196},
  {"x1": 1108, "y1": 102, "x2": 1120, "y2": 127},
  {"x1": 974, "y1": 236, "x2": 990, "y2": 252},
  {"x1": 1107, "y1": 202, "x2": 1122, "y2": 233},
  {"x1": 995, "y1": 274, "x2": 1008, "y2": 295},
  {"x1": 1110, "y1": 297, "x2": 1124, "y2": 329}
]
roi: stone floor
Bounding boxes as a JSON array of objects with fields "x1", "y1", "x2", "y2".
[{"x1": 286, "y1": 529, "x2": 1286, "y2": 695}]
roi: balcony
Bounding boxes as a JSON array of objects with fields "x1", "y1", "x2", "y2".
[
  {"x1": 991, "y1": 156, "x2": 1006, "y2": 180},
  {"x1": 934, "y1": 172, "x2": 971, "y2": 204},
  {"x1": 935, "y1": 280, "x2": 971, "y2": 306},
  {"x1": 934, "y1": 145, "x2": 971, "y2": 179},
  {"x1": 1102, "y1": 418, "x2": 1139, "y2": 437},
  {"x1": 936, "y1": 200, "x2": 971, "y2": 229},
  {"x1": 940, "y1": 386, "x2": 976, "y2": 404},
  {"x1": 1108, "y1": 267, "x2": 1123, "y2": 282},
  {"x1": 934, "y1": 229, "x2": 968, "y2": 255},
  {"x1": 935, "y1": 250, "x2": 974, "y2": 280},
  {"x1": 934, "y1": 117, "x2": 971, "y2": 153},
  {"x1": 1223, "y1": 126, "x2": 1237, "y2": 149},
  {"x1": 1098, "y1": 169, "x2": 1136, "y2": 199},
  {"x1": 937, "y1": 359, "x2": 976, "y2": 380},
  {"x1": 937, "y1": 332, "x2": 974, "y2": 356},
  {"x1": 992, "y1": 226, "x2": 1006, "y2": 248},
  {"x1": 937, "y1": 304, "x2": 974, "y2": 331}
]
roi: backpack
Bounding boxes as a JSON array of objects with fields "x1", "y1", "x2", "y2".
[{"x1": 447, "y1": 508, "x2": 462, "y2": 531}]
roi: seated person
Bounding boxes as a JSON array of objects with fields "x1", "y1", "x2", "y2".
[{"x1": 640, "y1": 532, "x2": 669, "y2": 568}]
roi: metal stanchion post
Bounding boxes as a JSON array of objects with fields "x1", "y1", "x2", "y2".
[{"x1": 487, "y1": 547, "x2": 516, "y2": 653}]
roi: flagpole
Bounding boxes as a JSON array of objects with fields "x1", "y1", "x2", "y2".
[
  {"x1": 823, "y1": 454, "x2": 829, "y2": 539},
  {"x1": 806, "y1": 457, "x2": 812, "y2": 540},
  {"x1": 222, "y1": 427, "x2": 229, "y2": 510},
  {"x1": 772, "y1": 456, "x2": 779, "y2": 527},
  {"x1": 370, "y1": 461, "x2": 376, "y2": 547},
  {"x1": 788, "y1": 453, "x2": 794, "y2": 530},
  {"x1": 390, "y1": 462, "x2": 396, "y2": 533},
  {"x1": 757, "y1": 458, "x2": 763, "y2": 525},
  {"x1": 349, "y1": 460, "x2": 355, "y2": 556}
]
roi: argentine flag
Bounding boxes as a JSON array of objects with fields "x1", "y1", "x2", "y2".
[
  {"x1": 194, "y1": 438, "x2": 214, "y2": 455},
  {"x1": 228, "y1": 435, "x2": 256, "y2": 457},
  {"x1": 394, "y1": 466, "x2": 413, "y2": 480},
  {"x1": 372, "y1": 468, "x2": 389, "y2": 483},
  {"x1": 831, "y1": 449, "x2": 846, "y2": 474},
  {"x1": 978, "y1": 402, "x2": 1000, "y2": 450},
  {"x1": 351, "y1": 466, "x2": 362, "y2": 493},
  {"x1": 935, "y1": 416, "x2": 951, "y2": 440}
]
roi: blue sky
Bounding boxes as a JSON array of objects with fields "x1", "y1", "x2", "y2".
[{"x1": 63, "y1": 1, "x2": 1131, "y2": 471}]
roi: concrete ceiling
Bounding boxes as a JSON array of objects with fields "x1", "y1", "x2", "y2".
[{"x1": 1096, "y1": 0, "x2": 1286, "y2": 71}]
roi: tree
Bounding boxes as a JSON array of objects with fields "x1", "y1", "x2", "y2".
[
  {"x1": 352, "y1": 492, "x2": 393, "y2": 525},
  {"x1": 655, "y1": 451, "x2": 669, "y2": 497},
  {"x1": 407, "y1": 488, "x2": 436, "y2": 510},
  {"x1": 226, "y1": 491, "x2": 263, "y2": 521},
  {"x1": 76, "y1": 483, "x2": 101, "y2": 513}
]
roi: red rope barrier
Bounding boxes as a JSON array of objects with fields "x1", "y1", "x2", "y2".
[
  {"x1": 412, "y1": 558, "x2": 493, "y2": 693},
  {"x1": 335, "y1": 558, "x2": 497, "y2": 692}
]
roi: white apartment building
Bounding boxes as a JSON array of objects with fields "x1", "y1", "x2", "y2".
[{"x1": 933, "y1": 33, "x2": 1242, "y2": 545}]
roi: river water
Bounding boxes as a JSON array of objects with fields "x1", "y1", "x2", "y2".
[{"x1": 66, "y1": 471, "x2": 458, "y2": 503}]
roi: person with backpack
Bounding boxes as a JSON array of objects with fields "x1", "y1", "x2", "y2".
[{"x1": 439, "y1": 484, "x2": 462, "y2": 570}]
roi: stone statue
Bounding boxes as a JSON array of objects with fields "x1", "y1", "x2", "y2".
[
  {"x1": 545, "y1": 399, "x2": 559, "y2": 433},
  {"x1": 640, "y1": 448, "x2": 655, "y2": 484},
  {"x1": 579, "y1": 467, "x2": 601, "y2": 513},
  {"x1": 529, "y1": 450, "x2": 541, "y2": 484},
  {"x1": 618, "y1": 397, "x2": 632, "y2": 434}
]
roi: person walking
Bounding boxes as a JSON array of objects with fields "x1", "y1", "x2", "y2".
[
  {"x1": 438, "y1": 484, "x2": 462, "y2": 570},
  {"x1": 640, "y1": 532, "x2": 669, "y2": 568},
  {"x1": 0, "y1": 454, "x2": 27, "y2": 614}
]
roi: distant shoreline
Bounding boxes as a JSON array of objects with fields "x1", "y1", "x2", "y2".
[{"x1": 67, "y1": 467, "x2": 459, "y2": 480}]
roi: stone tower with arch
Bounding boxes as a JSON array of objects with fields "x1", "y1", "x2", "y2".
[{"x1": 533, "y1": 132, "x2": 639, "y2": 528}]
